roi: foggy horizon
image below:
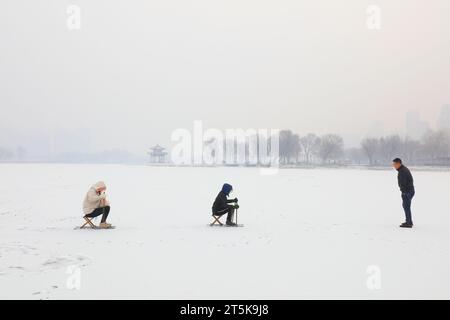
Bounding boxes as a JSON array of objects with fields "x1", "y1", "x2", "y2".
[{"x1": 1, "y1": 1, "x2": 450, "y2": 159}]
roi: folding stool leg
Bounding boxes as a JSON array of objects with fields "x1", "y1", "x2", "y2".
[
  {"x1": 80, "y1": 219, "x2": 89, "y2": 229},
  {"x1": 210, "y1": 215, "x2": 223, "y2": 226},
  {"x1": 81, "y1": 217, "x2": 97, "y2": 229}
]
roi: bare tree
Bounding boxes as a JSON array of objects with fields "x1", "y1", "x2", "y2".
[
  {"x1": 402, "y1": 137, "x2": 421, "y2": 164},
  {"x1": 279, "y1": 130, "x2": 301, "y2": 164},
  {"x1": 421, "y1": 130, "x2": 450, "y2": 159},
  {"x1": 300, "y1": 133, "x2": 321, "y2": 164},
  {"x1": 361, "y1": 138, "x2": 379, "y2": 166},
  {"x1": 379, "y1": 135, "x2": 403, "y2": 164},
  {"x1": 318, "y1": 134, "x2": 344, "y2": 164},
  {"x1": 292, "y1": 133, "x2": 301, "y2": 163}
]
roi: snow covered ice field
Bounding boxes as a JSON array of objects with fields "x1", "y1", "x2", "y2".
[{"x1": 1, "y1": 163, "x2": 450, "y2": 299}]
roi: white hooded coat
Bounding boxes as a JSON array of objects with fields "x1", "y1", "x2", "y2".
[{"x1": 82, "y1": 181, "x2": 107, "y2": 215}]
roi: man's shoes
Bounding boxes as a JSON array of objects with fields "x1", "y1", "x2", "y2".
[
  {"x1": 226, "y1": 221, "x2": 237, "y2": 227},
  {"x1": 399, "y1": 222, "x2": 413, "y2": 228}
]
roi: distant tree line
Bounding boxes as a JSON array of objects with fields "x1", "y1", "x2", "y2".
[
  {"x1": 279, "y1": 129, "x2": 450, "y2": 166},
  {"x1": 0, "y1": 146, "x2": 27, "y2": 161},
  {"x1": 279, "y1": 131, "x2": 344, "y2": 165},
  {"x1": 360, "y1": 130, "x2": 450, "y2": 166}
]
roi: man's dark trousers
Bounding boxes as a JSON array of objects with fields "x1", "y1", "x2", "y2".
[{"x1": 401, "y1": 191, "x2": 415, "y2": 225}]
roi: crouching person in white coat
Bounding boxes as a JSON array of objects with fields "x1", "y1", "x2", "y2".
[{"x1": 83, "y1": 181, "x2": 111, "y2": 229}]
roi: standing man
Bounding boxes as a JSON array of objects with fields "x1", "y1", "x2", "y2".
[{"x1": 392, "y1": 158, "x2": 415, "y2": 228}]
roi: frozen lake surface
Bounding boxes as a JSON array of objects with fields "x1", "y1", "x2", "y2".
[{"x1": 1, "y1": 164, "x2": 449, "y2": 299}]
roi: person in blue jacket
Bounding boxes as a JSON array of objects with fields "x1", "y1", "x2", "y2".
[{"x1": 212, "y1": 183, "x2": 239, "y2": 226}]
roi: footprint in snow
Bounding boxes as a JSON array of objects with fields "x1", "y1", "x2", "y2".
[
  {"x1": 9, "y1": 266, "x2": 25, "y2": 270},
  {"x1": 0, "y1": 244, "x2": 37, "y2": 255},
  {"x1": 41, "y1": 254, "x2": 92, "y2": 271},
  {"x1": 32, "y1": 285, "x2": 58, "y2": 297}
]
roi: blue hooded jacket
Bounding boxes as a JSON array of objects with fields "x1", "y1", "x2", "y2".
[
  {"x1": 212, "y1": 183, "x2": 234, "y2": 213},
  {"x1": 221, "y1": 183, "x2": 233, "y2": 196}
]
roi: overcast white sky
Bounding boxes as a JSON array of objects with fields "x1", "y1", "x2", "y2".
[{"x1": 1, "y1": 0, "x2": 449, "y2": 156}]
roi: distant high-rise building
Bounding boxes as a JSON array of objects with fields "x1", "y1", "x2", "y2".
[
  {"x1": 437, "y1": 104, "x2": 450, "y2": 132},
  {"x1": 406, "y1": 110, "x2": 429, "y2": 140}
]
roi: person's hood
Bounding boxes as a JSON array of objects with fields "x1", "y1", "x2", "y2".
[
  {"x1": 92, "y1": 181, "x2": 106, "y2": 191},
  {"x1": 221, "y1": 183, "x2": 233, "y2": 196}
]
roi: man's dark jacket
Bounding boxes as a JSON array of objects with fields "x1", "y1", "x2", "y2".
[{"x1": 397, "y1": 165, "x2": 415, "y2": 193}]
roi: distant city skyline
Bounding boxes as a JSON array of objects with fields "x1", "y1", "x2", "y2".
[
  {"x1": 1, "y1": 1, "x2": 449, "y2": 159},
  {"x1": 1, "y1": 106, "x2": 449, "y2": 161}
]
